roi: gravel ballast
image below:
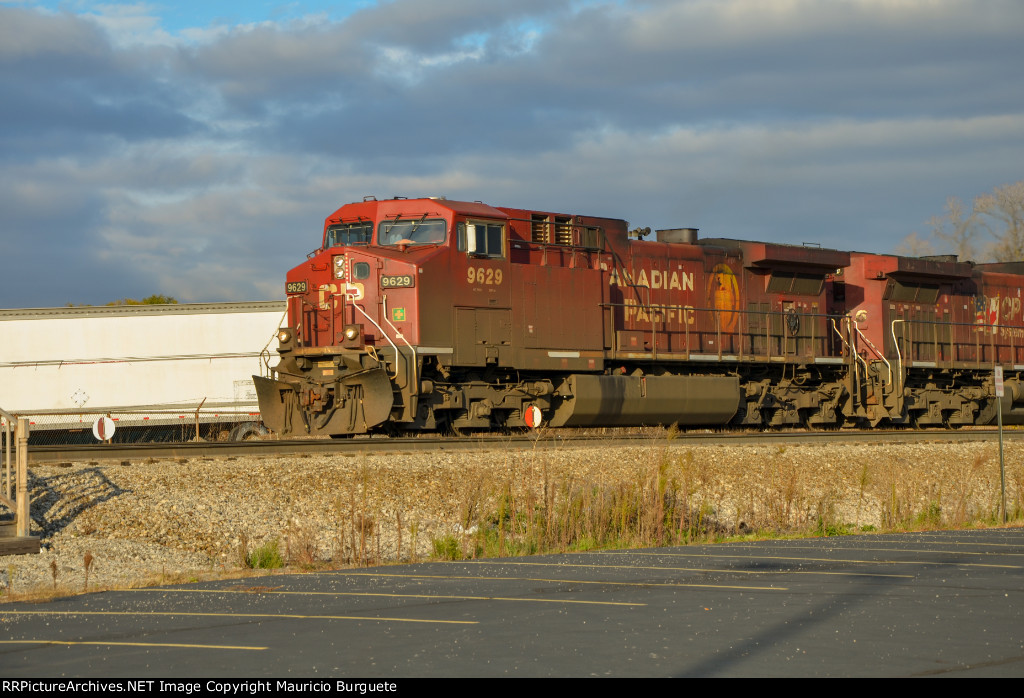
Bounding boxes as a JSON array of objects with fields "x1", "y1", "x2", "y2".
[{"x1": 2, "y1": 440, "x2": 1022, "y2": 597}]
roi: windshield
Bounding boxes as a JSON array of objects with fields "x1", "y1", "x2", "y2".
[
  {"x1": 378, "y1": 218, "x2": 447, "y2": 246},
  {"x1": 326, "y1": 221, "x2": 372, "y2": 247}
]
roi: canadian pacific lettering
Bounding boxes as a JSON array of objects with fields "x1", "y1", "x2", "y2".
[{"x1": 608, "y1": 267, "x2": 694, "y2": 292}]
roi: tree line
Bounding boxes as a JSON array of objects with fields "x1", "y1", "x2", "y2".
[{"x1": 67, "y1": 295, "x2": 178, "y2": 307}]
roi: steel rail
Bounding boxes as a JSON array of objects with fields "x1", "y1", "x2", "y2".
[{"x1": 26, "y1": 427, "x2": 1024, "y2": 464}]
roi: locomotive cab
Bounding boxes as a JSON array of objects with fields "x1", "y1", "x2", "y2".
[{"x1": 255, "y1": 197, "x2": 523, "y2": 436}]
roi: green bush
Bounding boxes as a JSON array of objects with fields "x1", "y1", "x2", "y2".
[
  {"x1": 431, "y1": 534, "x2": 463, "y2": 560},
  {"x1": 246, "y1": 539, "x2": 284, "y2": 569}
]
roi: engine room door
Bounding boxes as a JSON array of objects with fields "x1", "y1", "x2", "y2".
[
  {"x1": 454, "y1": 307, "x2": 512, "y2": 366},
  {"x1": 452, "y1": 218, "x2": 512, "y2": 366}
]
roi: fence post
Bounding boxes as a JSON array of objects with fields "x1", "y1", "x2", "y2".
[{"x1": 16, "y1": 418, "x2": 29, "y2": 538}]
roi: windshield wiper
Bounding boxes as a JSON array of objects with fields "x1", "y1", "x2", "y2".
[
  {"x1": 407, "y1": 213, "x2": 428, "y2": 237},
  {"x1": 382, "y1": 214, "x2": 402, "y2": 236}
]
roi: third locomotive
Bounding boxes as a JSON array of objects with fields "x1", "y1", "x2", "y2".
[{"x1": 254, "y1": 196, "x2": 1024, "y2": 436}]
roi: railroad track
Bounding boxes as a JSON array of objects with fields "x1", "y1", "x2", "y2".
[{"x1": 27, "y1": 427, "x2": 1024, "y2": 463}]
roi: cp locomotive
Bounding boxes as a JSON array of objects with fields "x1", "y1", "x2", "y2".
[{"x1": 254, "y1": 195, "x2": 1024, "y2": 436}]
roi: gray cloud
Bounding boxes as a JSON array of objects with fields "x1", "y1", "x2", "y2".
[
  {"x1": 238, "y1": 0, "x2": 1024, "y2": 162},
  {"x1": 1, "y1": 0, "x2": 1023, "y2": 307},
  {"x1": 0, "y1": 8, "x2": 198, "y2": 157}
]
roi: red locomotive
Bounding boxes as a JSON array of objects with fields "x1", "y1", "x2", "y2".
[{"x1": 254, "y1": 196, "x2": 1024, "y2": 436}]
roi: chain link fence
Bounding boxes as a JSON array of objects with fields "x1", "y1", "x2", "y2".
[{"x1": 2, "y1": 407, "x2": 268, "y2": 446}]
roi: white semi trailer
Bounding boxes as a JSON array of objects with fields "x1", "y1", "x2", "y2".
[{"x1": 0, "y1": 301, "x2": 286, "y2": 442}]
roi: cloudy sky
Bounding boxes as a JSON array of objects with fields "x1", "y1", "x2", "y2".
[{"x1": 2, "y1": 0, "x2": 1022, "y2": 307}]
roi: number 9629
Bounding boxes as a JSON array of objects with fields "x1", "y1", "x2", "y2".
[{"x1": 467, "y1": 267, "x2": 503, "y2": 285}]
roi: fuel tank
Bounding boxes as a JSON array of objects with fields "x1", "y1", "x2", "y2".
[{"x1": 549, "y1": 374, "x2": 741, "y2": 427}]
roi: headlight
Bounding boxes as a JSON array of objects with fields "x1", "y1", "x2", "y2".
[
  {"x1": 333, "y1": 255, "x2": 346, "y2": 279},
  {"x1": 341, "y1": 324, "x2": 362, "y2": 347},
  {"x1": 278, "y1": 329, "x2": 292, "y2": 344}
]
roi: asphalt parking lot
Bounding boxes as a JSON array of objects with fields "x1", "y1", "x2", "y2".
[{"x1": 3, "y1": 529, "x2": 1023, "y2": 677}]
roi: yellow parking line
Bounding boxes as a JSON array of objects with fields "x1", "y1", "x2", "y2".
[
  {"x1": 616, "y1": 552, "x2": 1020, "y2": 569},
  {"x1": 0, "y1": 610, "x2": 475, "y2": 625},
  {"x1": 130, "y1": 588, "x2": 645, "y2": 606},
  {"x1": 0, "y1": 640, "x2": 265, "y2": 650},
  {"x1": 660, "y1": 544, "x2": 1024, "y2": 558},
  {"x1": 341, "y1": 572, "x2": 786, "y2": 591},
  {"x1": 456, "y1": 559, "x2": 912, "y2": 579},
  {"x1": 900, "y1": 535, "x2": 1024, "y2": 546}
]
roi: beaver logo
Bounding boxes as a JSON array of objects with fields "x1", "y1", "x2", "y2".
[{"x1": 708, "y1": 263, "x2": 739, "y2": 332}]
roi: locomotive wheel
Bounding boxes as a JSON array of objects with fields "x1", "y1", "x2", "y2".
[
  {"x1": 807, "y1": 413, "x2": 844, "y2": 431},
  {"x1": 802, "y1": 416, "x2": 843, "y2": 431},
  {"x1": 801, "y1": 415, "x2": 822, "y2": 431},
  {"x1": 942, "y1": 415, "x2": 964, "y2": 430}
]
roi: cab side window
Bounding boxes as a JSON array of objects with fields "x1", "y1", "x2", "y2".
[
  {"x1": 326, "y1": 222, "x2": 372, "y2": 247},
  {"x1": 458, "y1": 221, "x2": 505, "y2": 258}
]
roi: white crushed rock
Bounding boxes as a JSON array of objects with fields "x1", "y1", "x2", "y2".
[{"x1": 2, "y1": 440, "x2": 1022, "y2": 597}]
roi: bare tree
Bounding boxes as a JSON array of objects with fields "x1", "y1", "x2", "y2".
[
  {"x1": 928, "y1": 196, "x2": 981, "y2": 261},
  {"x1": 976, "y1": 181, "x2": 1024, "y2": 262},
  {"x1": 894, "y1": 231, "x2": 935, "y2": 257},
  {"x1": 912, "y1": 182, "x2": 1024, "y2": 262}
]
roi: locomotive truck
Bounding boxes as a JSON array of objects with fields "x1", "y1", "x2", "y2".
[{"x1": 253, "y1": 196, "x2": 1024, "y2": 436}]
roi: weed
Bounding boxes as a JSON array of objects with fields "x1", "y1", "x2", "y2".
[
  {"x1": 354, "y1": 514, "x2": 376, "y2": 565},
  {"x1": 431, "y1": 534, "x2": 463, "y2": 560},
  {"x1": 916, "y1": 500, "x2": 943, "y2": 528},
  {"x1": 816, "y1": 517, "x2": 854, "y2": 537},
  {"x1": 409, "y1": 520, "x2": 419, "y2": 563},
  {"x1": 856, "y1": 463, "x2": 871, "y2": 526},
  {"x1": 83, "y1": 552, "x2": 94, "y2": 592},
  {"x1": 237, "y1": 532, "x2": 250, "y2": 568},
  {"x1": 246, "y1": 539, "x2": 284, "y2": 569},
  {"x1": 395, "y1": 511, "x2": 403, "y2": 562},
  {"x1": 284, "y1": 521, "x2": 319, "y2": 567}
]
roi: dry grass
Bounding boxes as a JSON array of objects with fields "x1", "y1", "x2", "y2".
[
  {"x1": 6, "y1": 438, "x2": 1024, "y2": 601},
  {"x1": 424, "y1": 442, "x2": 1024, "y2": 560}
]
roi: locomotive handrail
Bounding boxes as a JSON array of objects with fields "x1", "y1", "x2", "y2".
[
  {"x1": 832, "y1": 317, "x2": 870, "y2": 380},
  {"x1": 348, "y1": 298, "x2": 400, "y2": 379},
  {"x1": 260, "y1": 347, "x2": 273, "y2": 378},
  {"x1": 831, "y1": 318, "x2": 852, "y2": 355},
  {"x1": 891, "y1": 319, "x2": 906, "y2": 395},
  {"x1": 841, "y1": 317, "x2": 873, "y2": 403},
  {"x1": 890, "y1": 316, "x2": 1017, "y2": 369},
  {"x1": 259, "y1": 307, "x2": 288, "y2": 378},
  {"x1": 602, "y1": 301, "x2": 841, "y2": 364},
  {"x1": 852, "y1": 320, "x2": 892, "y2": 387},
  {"x1": 381, "y1": 294, "x2": 418, "y2": 398},
  {"x1": 603, "y1": 298, "x2": 1024, "y2": 373}
]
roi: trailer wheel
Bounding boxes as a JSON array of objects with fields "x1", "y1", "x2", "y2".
[{"x1": 229, "y1": 423, "x2": 269, "y2": 441}]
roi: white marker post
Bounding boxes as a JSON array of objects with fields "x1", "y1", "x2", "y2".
[{"x1": 995, "y1": 365, "x2": 1007, "y2": 523}]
